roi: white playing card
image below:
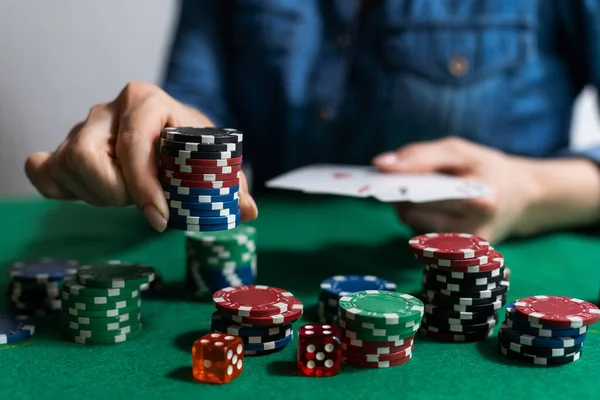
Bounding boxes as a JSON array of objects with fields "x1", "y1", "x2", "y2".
[{"x1": 265, "y1": 164, "x2": 374, "y2": 197}]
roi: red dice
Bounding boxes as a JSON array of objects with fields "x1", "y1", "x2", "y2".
[
  {"x1": 192, "y1": 332, "x2": 244, "y2": 384},
  {"x1": 297, "y1": 324, "x2": 341, "y2": 377}
]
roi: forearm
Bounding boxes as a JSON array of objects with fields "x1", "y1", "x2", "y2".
[{"x1": 517, "y1": 157, "x2": 600, "y2": 235}]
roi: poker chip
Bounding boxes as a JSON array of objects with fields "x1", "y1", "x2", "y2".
[
  {"x1": 160, "y1": 127, "x2": 243, "y2": 144},
  {"x1": 421, "y1": 315, "x2": 498, "y2": 333},
  {"x1": 160, "y1": 176, "x2": 240, "y2": 189},
  {"x1": 498, "y1": 339, "x2": 583, "y2": 358},
  {"x1": 499, "y1": 343, "x2": 582, "y2": 365},
  {"x1": 341, "y1": 338, "x2": 414, "y2": 354},
  {"x1": 169, "y1": 207, "x2": 238, "y2": 218},
  {"x1": 62, "y1": 322, "x2": 142, "y2": 339},
  {"x1": 162, "y1": 183, "x2": 240, "y2": 196},
  {"x1": 161, "y1": 146, "x2": 243, "y2": 160},
  {"x1": 425, "y1": 296, "x2": 504, "y2": 313},
  {"x1": 169, "y1": 199, "x2": 239, "y2": 210},
  {"x1": 61, "y1": 276, "x2": 137, "y2": 299},
  {"x1": 498, "y1": 324, "x2": 587, "y2": 348},
  {"x1": 10, "y1": 258, "x2": 79, "y2": 282},
  {"x1": 62, "y1": 299, "x2": 141, "y2": 317},
  {"x1": 160, "y1": 138, "x2": 242, "y2": 152},
  {"x1": 224, "y1": 299, "x2": 303, "y2": 326},
  {"x1": 163, "y1": 191, "x2": 239, "y2": 203},
  {"x1": 514, "y1": 295, "x2": 600, "y2": 328},
  {"x1": 339, "y1": 321, "x2": 420, "y2": 342},
  {"x1": 409, "y1": 233, "x2": 490, "y2": 260},
  {"x1": 63, "y1": 326, "x2": 143, "y2": 345},
  {"x1": 425, "y1": 250, "x2": 504, "y2": 273},
  {"x1": 77, "y1": 261, "x2": 155, "y2": 289},
  {"x1": 213, "y1": 285, "x2": 297, "y2": 317},
  {"x1": 436, "y1": 281, "x2": 509, "y2": 299},
  {"x1": 424, "y1": 304, "x2": 498, "y2": 322},
  {"x1": 505, "y1": 316, "x2": 588, "y2": 338},
  {"x1": 63, "y1": 312, "x2": 142, "y2": 328},
  {"x1": 243, "y1": 330, "x2": 293, "y2": 351},
  {"x1": 342, "y1": 353, "x2": 412, "y2": 368},
  {"x1": 320, "y1": 276, "x2": 397, "y2": 297},
  {"x1": 0, "y1": 314, "x2": 35, "y2": 344},
  {"x1": 163, "y1": 169, "x2": 241, "y2": 182},
  {"x1": 419, "y1": 327, "x2": 494, "y2": 342},
  {"x1": 169, "y1": 212, "x2": 240, "y2": 226},
  {"x1": 338, "y1": 291, "x2": 424, "y2": 325},
  {"x1": 342, "y1": 345, "x2": 412, "y2": 362},
  {"x1": 210, "y1": 312, "x2": 291, "y2": 337},
  {"x1": 423, "y1": 269, "x2": 504, "y2": 285},
  {"x1": 422, "y1": 274, "x2": 499, "y2": 294},
  {"x1": 159, "y1": 160, "x2": 242, "y2": 175},
  {"x1": 168, "y1": 221, "x2": 240, "y2": 232},
  {"x1": 423, "y1": 290, "x2": 505, "y2": 307}
]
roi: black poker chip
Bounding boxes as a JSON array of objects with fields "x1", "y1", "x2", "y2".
[
  {"x1": 160, "y1": 127, "x2": 243, "y2": 144},
  {"x1": 423, "y1": 269, "x2": 504, "y2": 286},
  {"x1": 423, "y1": 265, "x2": 506, "y2": 280},
  {"x1": 498, "y1": 339, "x2": 583, "y2": 358},
  {"x1": 160, "y1": 138, "x2": 243, "y2": 153},
  {"x1": 422, "y1": 314, "x2": 499, "y2": 333},
  {"x1": 498, "y1": 343, "x2": 582, "y2": 365},
  {"x1": 422, "y1": 275, "x2": 503, "y2": 294},
  {"x1": 160, "y1": 146, "x2": 243, "y2": 160},
  {"x1": 424, "y1": 295, "x2": 506, "y2": 313},
  {"x1": 423, "y1": 289, "x2": 505, "y2": 307},
  {"x1": 424, "y1": 307, "x2": 499, "y2": 324}
]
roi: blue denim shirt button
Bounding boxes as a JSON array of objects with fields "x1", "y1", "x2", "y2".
[{"x1": 449, "y1": 56, "x2": 469, "y2": 77}]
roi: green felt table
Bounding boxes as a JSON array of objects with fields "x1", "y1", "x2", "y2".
[{"x1": 0, "y1": 193, "x2": 599, "y2": 400}]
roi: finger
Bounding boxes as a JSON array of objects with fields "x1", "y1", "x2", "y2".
[
  {"x1": 115, "y1": 84, "x2": 171, "y2": 232},
  {"x1": 68, "y1": 103, "x2": 130, "y2": 206},
  {"x1": 25, "y1": 152, "x2": 76, "y2": 199},
  {"x1": 238, "y1": 171, "x2": 258, "y2": 222},
  {"x1": 373, "y1": 137, "x2": 482, "y2": 174}
]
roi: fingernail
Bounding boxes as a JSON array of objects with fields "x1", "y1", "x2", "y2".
[
  {"x1": 143, "y1": 204, "x2": 167, "y2": 232},
  {"x1": 375, "y1": 152, "x2": 399, "y2": 166}
]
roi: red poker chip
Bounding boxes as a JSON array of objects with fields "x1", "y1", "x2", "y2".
[
  {"x1": 159, "y1": 161, "x2": 242, "y2": 175},
  {"x1": 416, "y1": 250, "x2": 492, "y2": 267},
  {"x1": 159, "y1": 176, "x2": 239, "y2": 189},
  {"x1": 159, "y1": 154, "x2": 243, "y2": 167},
  {"x1": 342, "y1": 344, "x2": 413, "y2": 362},
  {"x1": 340, "y1": 336, "x2": 415, "y2": 351},
  {"x1": 162, "y1": 170, "x2": 241, "y2": 182},
  {"x1": 213, "y1": 285, "x2": 298, "y2": 317},
  {"x1": 221, "y1": 298, "x2": 303, "y2": 326},
  {"x1": 342, "y1": 353, "x2": 412, "y2": 368},
  {"x1": 425, "y1": 250, "x2": 503, "y2": 273},
  {"x1": 409, "y1": 233, "x2": 490, "y2": 260},
  {"x1": 514, "y1": 295, "x2": 600, "y2": 328}
]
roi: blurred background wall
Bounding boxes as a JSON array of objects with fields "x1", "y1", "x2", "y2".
[{"x1": 0, "y1": 1, "x2": 599, "y2": 196}]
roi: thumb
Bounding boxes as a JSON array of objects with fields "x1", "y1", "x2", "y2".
[{"x1": 373, "y1": 138, "x2": 476, "y2": 174}]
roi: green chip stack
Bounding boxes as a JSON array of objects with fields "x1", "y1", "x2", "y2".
[
  {"x1": 60, "y1": 261, "x2": 155, "y2": 345},
  {"x1": 337, "y1": 291, "x2": 424, "y2": 368},
  {"x1": 185, "y1": 225, "x2": 257, "y2": 300}
]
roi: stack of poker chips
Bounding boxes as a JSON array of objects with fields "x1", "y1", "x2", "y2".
[
  {"x1": 5, "y1": 259, "x2": 79, "y2": 316},
  {"x1": 185, "y1": 225, "x2": 257, "y2": 300},
  {"x1": 409, "y1": 233, "x2": 510, "y2": 342},
  {"x1": 317, "y1": 275, "x2": 397, "y2": 324},
  {"x1": 210, "y1": 285, "x2": 303, "y2": 355},
  {"x1": 337, "y1": 291, "x2": 423, "y2": 368},
  {"x1": 0, "y1": 314, "x2": 36, "y2": 345},
  {"x1": 59, "y1": 261, "x2": 155, "y2": 345},
  {"x1": 159, "y1": 127, "x2": 243, "y2": 233},
  {"x1": 497, "y1": 296, "x2": 600, "y2": 365}
]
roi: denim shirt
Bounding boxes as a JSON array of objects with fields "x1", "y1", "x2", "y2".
[{"x1": 162, "y1": 0, "x2": 600, "y2": 186}]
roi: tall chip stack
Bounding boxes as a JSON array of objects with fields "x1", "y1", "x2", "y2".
[
  {"x1": 59, "y1": 261, "x2": 154, "y2": 345},
  {"x1": 158, "y1": 127, "x2": 243, "y2": 233},
  {"x1": 337, "y1": 291, "x2": 423, "y2": 368},
  {"x1": 210, "y1": 285, "x2": 303, "y2": 355},
  {"x1": 497, "y1": 296, "x2": 600, "y2": 365},
  {"x1": 185, "y1": 225, "x2": 257, "y2": 300},
  {"x1": 317, "y1": 275, "x2": 397, "y2": 324},
  {"x1": 409, "y1": 233, "x2": 510, "y2": 342},
  {"x1": 5, "y1": 259, "x2": 79, "y2": 316}
]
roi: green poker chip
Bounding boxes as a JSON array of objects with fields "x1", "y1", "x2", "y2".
[
  {"x1": 76, "y1": 261, "x2": 155, "y2": 289},
  {"x1": 61, "y1": 276, "x2": 139, "y2": 299},
  {"x1": 63, "y1": 318, "x2": 142, "y2": 332},
  {"x1": 62, "y1": 299, "x2": 140, "y2": 318},
  {"x1": 63, "y1": 311, "x2": 142, "y2": 327},
  {"x1": 62, "y1": 295, "x2": 141, "y2": 311},
  {"x1": 338, "y1": 317, "x2": 421, "y2": 338},
  {"x1": 62, "y1": 322, "x2": 142, "y2": 338},
  {"x1": 338, "y1": 291, "x2": 424, "y2": 325},
  {"x1": 63, "y1": 325, "x2": 143, "y2": 344}
]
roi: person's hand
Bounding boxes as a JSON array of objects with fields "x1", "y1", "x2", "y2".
[
  {"x1": 372, "y1": 137, "x2": 560, "y2": 243},
  {"x1": 25, "y1": 81, "x2": 258, "y2": 232}
]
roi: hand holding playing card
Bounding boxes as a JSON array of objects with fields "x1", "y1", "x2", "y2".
[{"x1": 373, "y1": 137, "x2": 595, "y2": 243}]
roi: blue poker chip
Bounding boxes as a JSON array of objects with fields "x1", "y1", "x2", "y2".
[
  {"x1": 199, "y1": 264, "x2": 255, "y2": 292},
  {"x1": 162, "y1": 184, "x2": 240, "y2": 196},
  {"x1": 498, "y1": 323, "x2": 587, "y2": 348},
  {"x1": 211, "y1": 312, "x2": 292, "y2": 337},
  {"x1": 320, "y1": 275, "x2": 397, "y2": 298},
  {"x1": 169, "y1": 211, "x2": 241, "y2": 225},
  {"x1": 169, "y1": 206, "x2": 238, "y2": 218},
  {"x1": 167, "y1": 221, "x2": 240, "y2": 232},
  {"x1": 169, "y1": 198, "x2": 239, "y2": 210},
  {"x1": 10, "y1": 258, "x2": 79, "y2": 282},
  {"x1": 505, "y1": 315, "x2": 588, "y2": 338},
  {"x1": 243, "y1": 329, "x2": 293, "y2": 352},
  {"x1": 0, "y1": 314, "x2": 35, "y2": 344},
  {"x1": 163, "y1": 190, "x2": 239, "y2": 203}
]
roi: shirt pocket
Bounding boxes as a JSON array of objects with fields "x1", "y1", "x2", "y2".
[{"x1": 380, "y1": 16, "x2": 534, "y2": 86}]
